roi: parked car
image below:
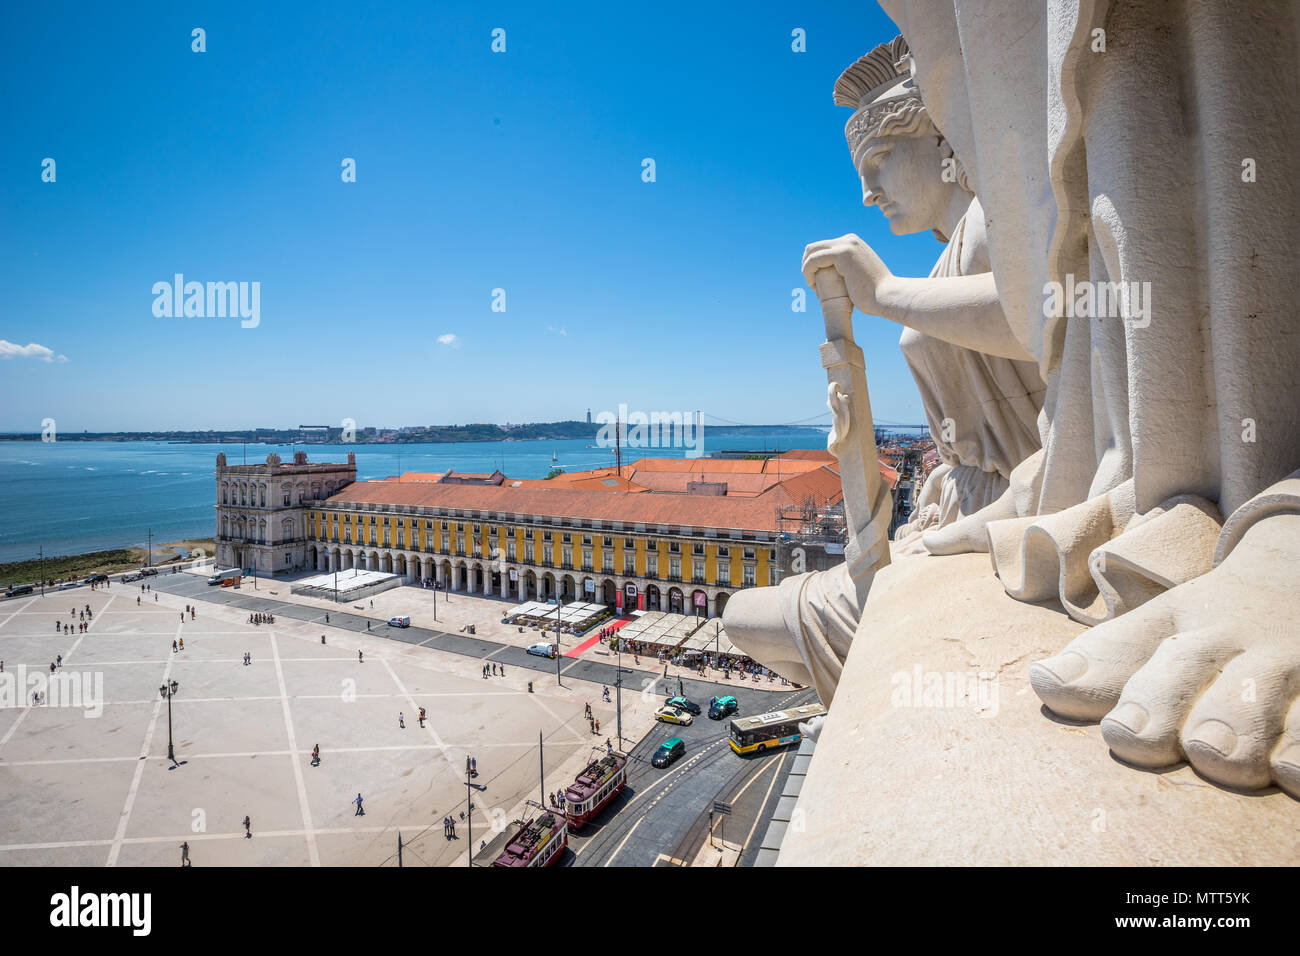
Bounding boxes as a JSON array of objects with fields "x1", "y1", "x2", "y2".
[
  {"x1": 708, "y1": 696, "x2": 739, "y2": 720},
  {"x1": 57, "y1": 581, "x2": 80, "y2": 590},
  {"x1": 122, "y1": 572, "x2": 141, "y2": 583},
  {"x1": 665, "y1": 695, "x2": 701, "y2": 716},
  {"x1": 526, "y1": 641, "x2": 558, "y2": 659},
  {"x1": 207, "y1": 569, "x2": 240, "y2": 585},
  {"x1": 655, "y1": 706, "x2": 693, "y2": 726},
  {"x1": 651, "y1": 737, "x2": 686, "y2": 768},
  {"x1": 139, "y1": 567, "x2": 158, "y2": 577},
  {"x1": 86, "y1": 573, "x2": 108, "y2": 583},
  {"x1": 5, "y1": 585, "x2": 34, "y2": 597},
  {"x1": 388, "y1": 616, "x2": 411, "y2": 628}
]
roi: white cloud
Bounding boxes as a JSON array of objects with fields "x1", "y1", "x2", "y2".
[
  {"x1": 547, "y1": 325, "x2": 567, "y2": 336},
  {"x1": 0, "y1": 340, "x2": 68, "y2": 363},
  {"x1": 436, "y1": 333, "x2": 458, "y2": 347}
]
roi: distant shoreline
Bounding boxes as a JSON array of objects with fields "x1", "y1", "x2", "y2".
[{"x1": 0, "y1": 424, "x2": 910, "y2": 445}]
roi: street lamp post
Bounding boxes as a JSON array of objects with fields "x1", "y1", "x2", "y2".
[
  {"x1": 466, "y1": 764, "x2": 486, "y2": 868},
  {"x1": 554, "y1": 598, "x2": 562, "y2": 687},
  {"x1": 615, "y1": 631, "x2": 623, "y2": 747},
  {"x1": 38, "y1": 546, "x2": 45, "y2": 597},
  {"x1": 159, "y1": 679, "x2": 179, "y2": 763}
]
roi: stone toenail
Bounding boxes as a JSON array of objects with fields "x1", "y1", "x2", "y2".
[
  {"x1": 1106, "y1": 701, "x2": 1149, "y2": 735},
  {"x1": 1274, "y1": 742, "x2": 1300, "y2": 772},
  {"x1": 1187, "y1": 719, "x2": 1238, "y2": 757},
  {"x1": 1036, "y1": 652, "x2": 1088, "y2": 685}
]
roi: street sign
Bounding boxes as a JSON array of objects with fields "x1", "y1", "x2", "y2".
[{"x1": 713, "y1": 801, "x2": 732, "y2": 815}]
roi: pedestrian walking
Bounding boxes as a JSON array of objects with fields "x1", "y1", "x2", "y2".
[
  {"x1": 595, "y1": 718, "x2": 600, "y2": 734},
  {"x1": 470, "y1": 756, "x2": 477, "y2": 776},
  {"x1": 443, "y1": 816, "x2": 450, "y2": 837},
  {"x1": 358, "y1": 650, "x2": 364, "y2": 663},
  {"x1": 354, "y1": 793, "x2": 364, "y2": 816},
  {"x1": 418, "y1": 707, "x2": 426, "y2": 728},
  {"x1": 398, "y1": 712, "x2": 405, "y2": 728},
  {"x1": 242, "y1": 815, "x2": 252, "y2": 838},
  {"x1": 311, "y1": 744, "x2": 320, "y2": 766},
  {"x1": 179, "y1": 841, "x2": 191, "y2": 867},
  {"x1": 178, "y1": 638, "x2": 184, "y2": 651},
  {"x1": 56, "y1": 655, "x2": 62, "y2": 667}
]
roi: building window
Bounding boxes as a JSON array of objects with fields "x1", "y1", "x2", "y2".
[
  {"x1": 668, "y1": 542, "x2": 680, "y2": 554},
  {"x1": 582, "y1": 549, "x2": 592, "y2": 571},
  {"x1": 693, "y1": 560, "x2": 705, "y2": 583},
  {"x1": 283, "y1": 492, "x2": 291, "y2": 506},
  {"x1": 743, "y1": 548, "x2": 756, "y2": 560},
  {"x1": 603, "y1": 554, "x2": 613, "y2": 572},
  {"x1": 624, "y1": 538, "x2": 634, "y2": 549},
  {"x1": 743, "y1": 564, "x2": 756, "y2": 587},
  {"x1": 525, "y1": 544, "x2": 534, "y2": 563},
  {"x1": 562, "y1": 547, "x2": 572, "y2": 568},
  {"x1": 543, "y1": 545, "x2": 553, "y2": 565},
  {"x1": 624, "y1": 554, "x2": 635, "y2": 575},
  {"x1": 718, "y1": 546, "x2": 729, "y2": 557},
  {"x1": 259, "y1": 487, "x2": 266, "y2": 507},
  {"x1": 692, "y1": 543, "x2": 704, "y2": 555},
  {"x1": 507, "y1": 543, "x2": 516, "y2": 561},
  {"x1": 669, "y1": 558, "x2": 681, "y2": 581},
  {"x1": 603, "y1": 537, "x2": 612, "y2": 547},
  {"x1": 646, "y1": 554, "x2": 658, "y2": 577}
]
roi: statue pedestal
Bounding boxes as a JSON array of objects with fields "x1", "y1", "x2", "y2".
[{"x1": 778, "y1": 551, "x2": 1298, "y2": 865}]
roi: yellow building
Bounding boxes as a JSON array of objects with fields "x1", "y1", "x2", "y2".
[{"x1": 302, "y1": 454, "x2": 847, "y2": 617}]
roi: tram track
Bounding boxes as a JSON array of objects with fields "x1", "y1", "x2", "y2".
[{"x1": 569, "y1": 685, "x2": 816, "y2": 866}]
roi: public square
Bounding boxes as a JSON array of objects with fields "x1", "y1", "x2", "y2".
[{"x1": 0, "y1": 576, "x2": 663, "y2": 867}]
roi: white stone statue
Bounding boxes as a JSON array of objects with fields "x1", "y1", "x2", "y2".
[
  {"x1": 865, "y1": 0, "x2": 1300, "y2": 798},
  {"x1": 767, "y1": 1, "x2": 1300, "y2": 859},
  {"x1": 724, "y1": 36, "x2": 1045, "y2": 704}
]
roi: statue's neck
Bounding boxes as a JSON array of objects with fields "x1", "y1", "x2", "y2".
[{"x1": 935, "y1": 186, "x2": 973, "y2": 245}]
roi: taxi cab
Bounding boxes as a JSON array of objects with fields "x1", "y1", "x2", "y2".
[
  {"x1": 651, "y1": 737, "x2": 686, "y2": 768},
  {"x1": 654, "y1": 705, "x2": 693, "y2": 726},
  {"x1": 708, "y1": 695, "x2": 738, "y2": 720}
]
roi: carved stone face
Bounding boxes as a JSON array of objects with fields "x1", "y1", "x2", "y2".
[{"x1": 855, "y1": 131, "x2": 950, "y2": 236}]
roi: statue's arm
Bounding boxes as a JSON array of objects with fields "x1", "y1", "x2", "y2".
[
  {"x1": 876, "y1": 272, "x2": 1030, "y2": 360},
  {"x1": 803, "y1": 234, "x2": 1033, "y2": 362}
]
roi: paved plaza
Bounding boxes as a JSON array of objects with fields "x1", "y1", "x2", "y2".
[{"x1": 0, "y1": 579, "x2": 686, "y2": 867}]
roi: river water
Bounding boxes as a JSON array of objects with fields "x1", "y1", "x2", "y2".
[{"x1": 0, "y1": 431, "x2": 835, "y2": 562}]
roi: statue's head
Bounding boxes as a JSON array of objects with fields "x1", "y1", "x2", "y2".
[{"x1": 835, "y1": 36, "x2": 970, "y2": 238}]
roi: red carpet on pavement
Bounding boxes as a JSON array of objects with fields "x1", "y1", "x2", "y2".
[{"x1": 565, "y1": 617, "x2": 632, "y2": 657}]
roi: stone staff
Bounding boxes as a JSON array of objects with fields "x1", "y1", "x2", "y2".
[{"x1": 813, "y1": 268, "x2": 892, "y2": 583}]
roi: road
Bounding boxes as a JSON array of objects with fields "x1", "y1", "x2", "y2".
[
  {"x1": 565, "y1": 684, "x2": 818, "y2": 866},
  {"x1": 134, "y1": 569, "x2": 817, "y2": 867}
]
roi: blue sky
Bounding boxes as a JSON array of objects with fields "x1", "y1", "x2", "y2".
[{"x1": 0, "y1": 0, "x2": 939, "y2": 432}]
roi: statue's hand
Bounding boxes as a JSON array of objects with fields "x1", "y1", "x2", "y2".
[{"x1": 802, "y1": 234, "x2": 893, "y2": 315}]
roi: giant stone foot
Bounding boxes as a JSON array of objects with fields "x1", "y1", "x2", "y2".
[{"x1": 1031, "y1": 510, "x2": 1300, "y2": 797}]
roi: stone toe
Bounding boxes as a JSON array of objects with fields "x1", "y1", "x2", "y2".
[{"x1": 1100, "y1": 630, "x2": 1234, "y2": 768}]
